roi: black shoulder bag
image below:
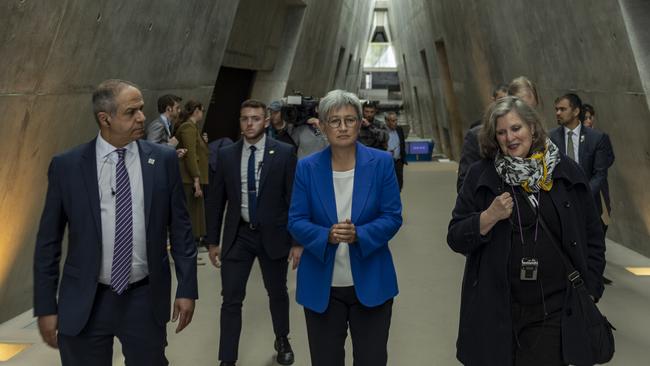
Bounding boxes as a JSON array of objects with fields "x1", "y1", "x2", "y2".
[{"x1": 530, "y1": 195, "x2": 615, "y2": 365}]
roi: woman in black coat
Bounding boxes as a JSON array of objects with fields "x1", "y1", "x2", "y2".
[{"x1": 447, "y1": 96, "x2": 605, "y2": 366}]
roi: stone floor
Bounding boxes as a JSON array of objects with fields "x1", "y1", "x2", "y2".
[{"x1": 1, "y1": 161, "x2": 649, "y2": 365}]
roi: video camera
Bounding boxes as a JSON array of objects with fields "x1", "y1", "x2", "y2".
[{"x1": 281, "y1": 93, "x2": 319, "y2": 126}]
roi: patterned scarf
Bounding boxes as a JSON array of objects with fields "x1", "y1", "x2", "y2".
[{"x1": 494, "y1": 138, "x2": 560, "y2": 193}]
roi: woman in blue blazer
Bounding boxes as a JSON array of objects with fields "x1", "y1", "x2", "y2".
[{"x1": 288, "y1": 90, "x2": 402, "y2": 366}]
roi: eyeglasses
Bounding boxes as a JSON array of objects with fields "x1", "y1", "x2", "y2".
[{"x1": 326, "y1": 117, "x2": 358, "y2": 128}]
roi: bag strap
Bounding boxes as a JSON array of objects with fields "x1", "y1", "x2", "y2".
[{"x1": 518, "y1": 188, "x2": 585, "y2": 289}]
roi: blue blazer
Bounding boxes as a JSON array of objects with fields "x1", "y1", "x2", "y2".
[
  {"x1": 33, "y1": 139, "x2": 198, "y2": 336},
  {"x1": 288, "y1": 142, "x2": 402, "y2": 313}
]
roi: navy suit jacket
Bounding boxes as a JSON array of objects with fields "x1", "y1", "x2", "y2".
[
  {"x1": 205, "y1": 136, "x2": 297, "y2": 260},
  {"x1": 288, "y1": 142, "x2": 402, "y2": 313},
  {"x1": 549, "y1": 125, "x2": 613, "y2": 214},
  {"x1": 33, "y1": 138, "x2": 198, "y2": 336}
]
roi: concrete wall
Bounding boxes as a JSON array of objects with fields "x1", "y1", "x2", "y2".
[
  {"x1": 389, "y1": 0, "x2": 650, "y2": 256},
  {"x1": 0, "y1": 0, "x2": 375, "y2": 322}
]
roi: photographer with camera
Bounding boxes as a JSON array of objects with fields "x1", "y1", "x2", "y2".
[
  {"x1": 280, "y1": 94, "x2": 329, "y2": 159},
  {"x1": 359, "y1": 101, "x2": 389, "y2": 150},
  {"x1": 267, "y1": 101, "x2": 297, "y2": 151}
]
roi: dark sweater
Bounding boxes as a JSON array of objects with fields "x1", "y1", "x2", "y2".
[{"x1": 509, "y1": 188, "x2": 566, "y2": 312}]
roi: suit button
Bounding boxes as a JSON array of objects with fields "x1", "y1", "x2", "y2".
[
  {"x1": 564, "y1": 201, "x2": 571, "y2": 208},
  {"x1": 571, "y1": 241, "x2": 577, "y2": 247}
]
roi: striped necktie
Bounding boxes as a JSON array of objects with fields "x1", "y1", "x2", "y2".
[{"x1": 111, "y1": 148, "x2": 133, "y2": 294}]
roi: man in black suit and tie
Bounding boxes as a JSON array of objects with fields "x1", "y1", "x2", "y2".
[
  {"x1": 206, "y1": 99, "x2": 299, "y2": 366},
  {"x1": 549, "y1": 93, "x2": 612, "y2": 216},
  {"x1": 385, "y1": 111, "x2": 408, "y2": 191},
  {"x1": 33, "y1": 79, "x2": 198, "y2": 365},
  {"x1": 549, "y1": 93, "x2": 613, "y2": 283}
]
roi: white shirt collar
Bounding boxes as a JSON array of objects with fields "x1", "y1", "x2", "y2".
[
  {"x1": 96, "y1": 132, "x2": 138, "y2": 160},
  {"x1": 243, "y1": 134, "x2": 266, "y2": 152},
  {"x1": 563, "y1": 123, "x2": 581, "y2": 137},
  {"x1": 160, "y1": 114, "x2": 170, "y2": 126}
]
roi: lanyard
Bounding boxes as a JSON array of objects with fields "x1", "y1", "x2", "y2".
[{"x1": 511, "y1": 186, "x2": 541, "y2": 250}]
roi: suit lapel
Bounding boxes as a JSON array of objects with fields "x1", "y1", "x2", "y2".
[
  {"x1": 258, "y1": 136, "x2": 276, "y2": 194},
  {"x1": 556, "y1": 128, "x2": 567, "y2": 155},
  {"x1": 80, "y1": 140, "x2": 102, "y2": 243},
  {"x1": 352, "y1": 143, "x2": 375, "y2": 222},
  {"x1": 578, "y1": 127, "x2": 587, "y2": 165},
  {"x1": 314, "y1": 148, "x2": 338, "y2": 224},
  {"x1": 137, "y1": 141, "x2": 154, "y2": 230}
]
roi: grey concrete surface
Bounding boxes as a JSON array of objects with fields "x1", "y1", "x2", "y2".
[
  {"x1": 2, "y1": 162, "x2": 650, "y2": 365},
  {"x1": 387, "y1": 0, "x2": 650, "y2": 259}
]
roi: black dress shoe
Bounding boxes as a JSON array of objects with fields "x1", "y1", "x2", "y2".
[
  {"x1": 274, "y1": 336, "x2": 295, "y2": 365},
  {"x1": 219, "y1": 362, "x2": 236, "y2": 366}
]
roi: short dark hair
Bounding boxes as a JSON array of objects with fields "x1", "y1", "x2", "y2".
[
  {"x1": 555, "y1": 93, "x2": 583, "y2": 121},
  {"x1": 241, "y1": 99, "x2": 266, "y2": 111},
  {"x1": 92, "y1": 79, "x2": 139, "y2": 123},
  {"x1": 582, "y1": 103, "x2": 595, "y2": 116},
  {"x1": 157, "y1": 94, "x2": 182, "y2": 114},
  {"x1": 362, "y1": 100, "x2": 378, "y2": 110},
  {"x1": 178, "y1": 100, "x2": 203, "y2": 123},
  {"x1": 492, "y1": 83, "x2": 509, "y2": 99}
]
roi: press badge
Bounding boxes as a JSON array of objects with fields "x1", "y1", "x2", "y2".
[{"x1": 520, "y1": 257, "x2": 539, "y2": 281}]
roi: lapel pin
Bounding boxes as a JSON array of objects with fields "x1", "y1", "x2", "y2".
[
  {"x1": 269, "y1": 150, "x2": 275, "y2": 155},
  {"x1": 148, "y1": 158, "x2": 155, "y2": 165},
  {"x1": 580, "y1": 135, "x2": 585, "y2": 143}
]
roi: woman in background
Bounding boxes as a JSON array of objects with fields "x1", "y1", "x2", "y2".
[{"x1": 176, "y1": 100, "x2": 210, "y2": 244}]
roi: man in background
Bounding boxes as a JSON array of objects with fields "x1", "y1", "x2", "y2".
[{"x1": 386, "y1": 111, "x2": 407, "y2": 191}]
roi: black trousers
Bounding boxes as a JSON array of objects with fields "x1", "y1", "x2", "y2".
[
  {"x1": 394, "y1": 159, "x2": 404, "y2": 191},
  {"x1": 219, "y1": 223, "x2": 290, "y2": 362},
  {"x1": 304, "y1": 286, "x2": 393, "y2": 366},
  {"x1": 511, "y1": 302, "x2": 565, "y2": 366},
  {"x1": 58, "y1": 280, "x2": 168, "y2": 366}
]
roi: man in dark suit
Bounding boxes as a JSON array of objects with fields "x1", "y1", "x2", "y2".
[
  {"x1": 549, "y1": 94, "x2": 612, "y2": 216},
  {"x1": 550, "y1": 94, "x2": 613, "y2": 284},
  {"x1": 205, "y1": 99, "x2": 299, "y2": 366},
  {"x1": 385, "y1": 111, "x2": 408, "y2": 191},
  {"x1": 33, "y1": 79, "x2": 198, "y2": 365}
]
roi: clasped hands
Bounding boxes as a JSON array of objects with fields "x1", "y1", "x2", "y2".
[{"x1": 329, "y1": 219, "x2": 357, "y2": 244}]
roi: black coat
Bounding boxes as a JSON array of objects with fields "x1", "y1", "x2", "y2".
[
  {"x1": 447, "y1": 158, "x2": 605, "y2": 366},
  {"x1": 205, "y1": 137, "x2": 297, "y2": 260}
]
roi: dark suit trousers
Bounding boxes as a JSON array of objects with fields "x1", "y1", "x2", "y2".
[
  {"x1": 58, "y1": 282, "x2": 168, "y2": 366},
  {"x1": 394, "y1": 159, "x2": 404, "y2": 191},
  {"x1": 304, "y1": 286, "x2": 393, "y2": 366},
  {"x1": 219, "y1": 223, "x2": 290, "y2": 362}
]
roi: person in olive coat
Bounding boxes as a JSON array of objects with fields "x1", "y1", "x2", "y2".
[
  {"x1": 447, "y1": 96, "x2": 605, "y2": 366},
  {"x1": 176, "y1": 100, "x2": 210, "y2": 241}
]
